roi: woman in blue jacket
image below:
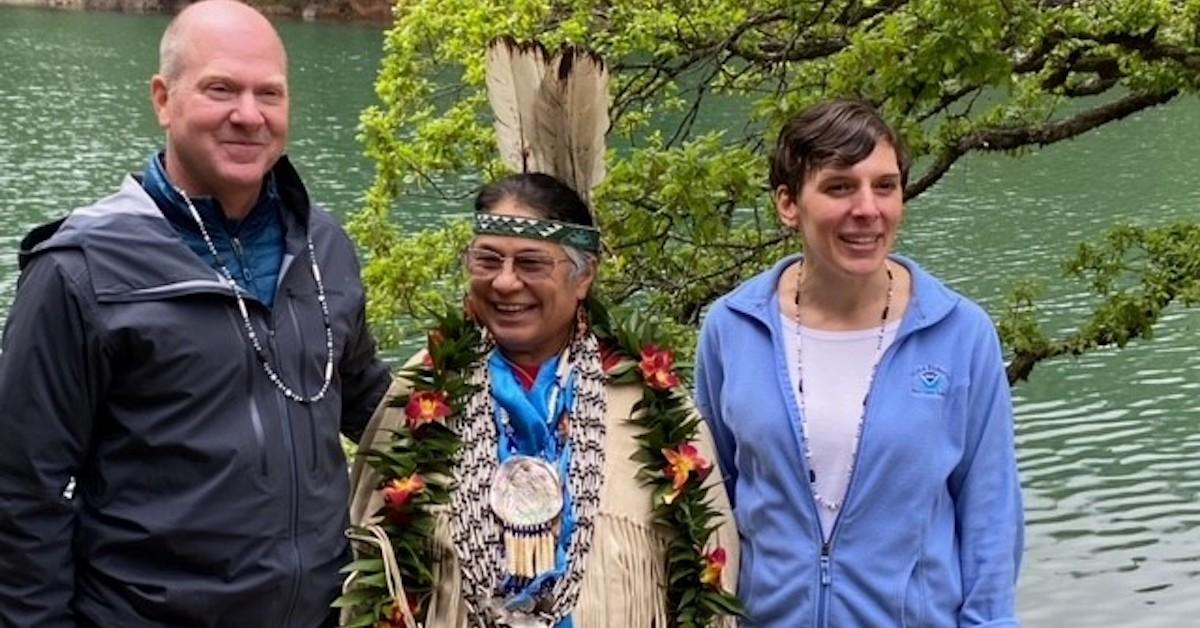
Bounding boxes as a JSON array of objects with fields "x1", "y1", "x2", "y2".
[{"x1": 695, "y1": 99, "x2": 1023, "y2": 627}]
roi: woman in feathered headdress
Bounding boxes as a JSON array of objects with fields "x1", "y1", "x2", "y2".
[{"x1": 339, "y1": 40, "x2": 740, "y2": 628}]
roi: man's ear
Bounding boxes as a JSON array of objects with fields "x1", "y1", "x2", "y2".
[
  {"x1": 775, "y1": 184, "x2": 801, "y2": 230},
  {"x1": 150, "y1": 75, "x2": 171, "y2": 129},
  {"x1": 572, "y1": 263, "x2": 596, "y2": 302}
]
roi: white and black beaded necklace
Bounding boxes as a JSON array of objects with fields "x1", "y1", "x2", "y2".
[
  {"x1": 175, "y1": 186, "x2": 334, "y2": 404},
  {"x1": 793, "y1": 260, "x2": 893, "y2": 511}
]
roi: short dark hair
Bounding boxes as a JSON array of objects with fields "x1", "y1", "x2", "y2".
[
  {"x1": 768, "y1": 99, "x2": 910, "y2": 195},
  {"x1": 475, "y1": 172, "x2": 594, "y2": 227}
]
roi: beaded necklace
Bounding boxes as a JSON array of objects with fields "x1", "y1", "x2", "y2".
[
  {"x1": 450, "y1": 325, "x2": 607, "y2": 627},
  {"x1": 175, "y1": 187, "x2": 335, "y2": 404},
  {"x1": 793, "y1": 260, "x2": 893, "y2": 511}
]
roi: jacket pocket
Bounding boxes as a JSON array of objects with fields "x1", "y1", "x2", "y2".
[
  {"x1": 901, "y1": 555, "x2": 928, "y2": 628},
  {"x1": 283, "y1": 294, "x2": 323, "y2": 475},
  {"x1": 233, "y1": 307, "x2": 271, "y2": 479},
  {"x1": 738, "y1": 537, "x2": 757, "y2": 624}
]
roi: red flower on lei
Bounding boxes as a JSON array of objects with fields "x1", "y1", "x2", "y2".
[
  {"x1": 700, "y1": 547, "x2": 727, "y2": 587},
  {"x1": 639, "y1": 345, "x2": 681, "y2": 390},
  {"x1": 375, "y1": 594, "x2": 420, "y2": 628},
  {"x1": 404, "y1": 390, "x2": 450, "y2": 430},
  {"x1": 382, "y1": 474, "x2": 426, "y2": 518},
  {"x1": 662, "y1": 443, "x2": 712, "y2": 504}
]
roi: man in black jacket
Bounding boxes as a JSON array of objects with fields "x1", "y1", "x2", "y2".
[{"x1": 0, "y1": 1, "x2": 391, "y2": 625}]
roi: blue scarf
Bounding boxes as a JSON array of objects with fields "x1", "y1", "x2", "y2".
[{"x1": 489, "y1": 352, "x2": 577, "y2": 628}]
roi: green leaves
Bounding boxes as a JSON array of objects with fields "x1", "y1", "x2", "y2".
[
  {"x1": 356, "y1": 219, "x2": 473, "y2": 348},
  {"x1": 593, "y1": 299, "x2": 744, "y2": 624},
  {"x1": 338, "y1": 307, "x2": 481, "y2": 626},
  {"x1": 356, "y1": 0, "x2": 1200, "y2": 388},
  {"x1": 1002, "y1": 222, "x2": 1200, "y2": 384}
]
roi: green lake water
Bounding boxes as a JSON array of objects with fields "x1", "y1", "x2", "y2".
[{"x1": 2, "y1": 7, "x2": 1198, "y2": 626}]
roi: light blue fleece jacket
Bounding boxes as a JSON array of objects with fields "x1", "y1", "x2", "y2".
[{"x1": 695, "y1": 255, "x2": 1023, "y2": 628}]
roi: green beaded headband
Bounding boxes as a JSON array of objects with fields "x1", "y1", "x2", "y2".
[{"x1": 474, "y1": 213, "x2": 601, "y2": 254}]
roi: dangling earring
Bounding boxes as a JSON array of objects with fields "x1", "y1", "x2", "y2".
[
  {"x1": 464, "y1": 294, "x2": 493, "y2": 346},
  {"x1": 575, "y1": 301, "x2": 591, "y2": 339}
]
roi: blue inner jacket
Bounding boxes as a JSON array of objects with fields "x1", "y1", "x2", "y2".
[{"x1": 142, "y1": 152, "x2": 285, "y2": 308}]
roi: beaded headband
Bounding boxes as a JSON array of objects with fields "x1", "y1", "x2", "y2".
[{"x1": 473, "y1": 212, "x2": 601, "y2": 254}]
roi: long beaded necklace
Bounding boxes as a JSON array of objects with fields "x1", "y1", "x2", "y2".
[
  {"x1": 450, "y1": 321, "x2": 606, "y2": 627},
  {"x1": 175, "y1": 186, "x2": 335, "y2": 404},
  {"x1": 793, "y1": 260, "x2": 893, "y2": 511}
]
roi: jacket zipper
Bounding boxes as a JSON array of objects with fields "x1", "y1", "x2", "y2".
[
  {"x1": 265, "y1": 303, "x2": 303, "y2": 627},
  {"x1": 805, "y1": 336, "x2": 906, "y2": 628},
  {"x1": 796, "y1": 395, "x2": 834, "y2": 628},
  {"x1": 817, "y1": 545, "x2": 832, "y2": 626},
  {"x1": 230, "y1": 236, "x2": 256, "y2": 289},
  {"x1": 286, "y1": 293, "x2": 319, "y2": 472},
  {"x1": 220, "y1": 217, "x2": 303, "y2": 624},
  {"x1": 269, "y1": 228, "x2": 311, "y2": 626}
]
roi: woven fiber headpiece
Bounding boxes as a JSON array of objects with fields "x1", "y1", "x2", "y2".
[{"x1": 474, "y1": 212, "x2": 601, "y2": 253}]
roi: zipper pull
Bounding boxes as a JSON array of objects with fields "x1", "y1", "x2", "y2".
[
  {"x1": 230, "y1": 237, "x2": 255, "y2": 285},
  {"x1": 820, "y1": 552, "x2": 831, "y2": 586}
]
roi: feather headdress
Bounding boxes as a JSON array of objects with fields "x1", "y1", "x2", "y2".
[{"x1": 485, "y1": 36, "x2": 610, "y2": 208}]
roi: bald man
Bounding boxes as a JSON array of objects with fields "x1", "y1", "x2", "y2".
[{"x1": 0, "y1": 2, "x2": 391, "y2": 626}]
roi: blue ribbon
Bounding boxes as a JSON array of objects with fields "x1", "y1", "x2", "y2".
[{"x1": 489, "y1": 352, "x2": 577, "y2": 628}]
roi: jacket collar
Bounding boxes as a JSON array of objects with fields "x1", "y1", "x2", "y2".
[
  {"x1": 723, "y1": 253, "x2": 959, "y2": 338},
  {"x1": 21, "y1": 156, "x2": 312, "y2": 262},
  {"x1": 141, "y1": 151, "x2": 282, "y2": 240},
  {"x1": 19, "y1": 156, "x2": 316, "y2": 302}
]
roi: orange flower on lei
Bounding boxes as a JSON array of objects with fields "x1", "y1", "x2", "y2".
[
  {"x1": 375, "y1": 601, "x2": 404, "y2": 628},
  {"x1": 639, "y1": 345, "x2": 681, "y2": 390},
  {"x1": 375, "y1": 594, "x2": 419, "y2": 628},
  {"x1": 662, "y1": 443, "x2": 712, "y2": 504}
]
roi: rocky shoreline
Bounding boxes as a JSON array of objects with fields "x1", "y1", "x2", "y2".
[{"x1": 0, "y1": 0, "x2": 392, "y2": 22}]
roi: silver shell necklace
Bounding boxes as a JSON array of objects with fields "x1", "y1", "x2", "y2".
[
  {"x1": 450, "y1": 320, "x2": 607, "y2": 627},
  {"x1": 175, "y1": 186, "x2": 334, "y2": 404},
  {"x1": 793, "y1": 259, "x2": 893, "y2": 511}
]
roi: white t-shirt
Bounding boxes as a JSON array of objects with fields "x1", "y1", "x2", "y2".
[{"x1": 780, "y1": 311, "x2": 900, "y2": 542}]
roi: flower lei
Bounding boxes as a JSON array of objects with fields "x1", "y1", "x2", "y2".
[{"x1": 335, "y1": 300, "x2": 743, "y2": 627}]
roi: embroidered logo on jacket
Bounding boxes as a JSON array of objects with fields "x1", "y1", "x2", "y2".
[{"x1": 911, "y1": 365, "x2": 950, "y2": 397}]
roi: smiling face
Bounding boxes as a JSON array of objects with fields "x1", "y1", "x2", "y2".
[
  {"x1": 777, "y1": 141, "x2": 904, "y2": 279},
  {"x1": 150, "y1": 3, "x2": 288, "y2": 218},
  {"x1": 468, "y1": 198, "x2": 595, "y2": 365}
]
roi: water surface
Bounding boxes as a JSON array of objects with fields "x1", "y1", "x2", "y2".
[{"x1": 3, "y1": 7, "x2": 1199, "y2": 625}]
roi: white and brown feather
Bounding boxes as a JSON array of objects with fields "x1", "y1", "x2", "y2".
[
  {"x1": 485, "y1": 37, "x2": 550, "y2": 174},
  {"x1": 485, "y1": 38, "x2": 610, "y2": 210}
]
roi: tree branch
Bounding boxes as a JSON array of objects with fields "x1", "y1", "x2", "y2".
[
  {"x1": 917, "y1": 85, "x2": 981, "y2": 122},
  {"x1": 905, "y1": 89, "x2": 1178, "y2": 200},
  {"x1": 1005, "y1": 223, "x2": 1200, "y2": 383}
]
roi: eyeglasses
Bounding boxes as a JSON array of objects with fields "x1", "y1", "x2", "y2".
[{"x1": 464, "y1": 248, "x2": 575, "y2": 281}]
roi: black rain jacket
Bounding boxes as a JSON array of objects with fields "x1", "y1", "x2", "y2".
[{"x1": 0, "y1": 157, "x2": 390, "y2": 627}]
